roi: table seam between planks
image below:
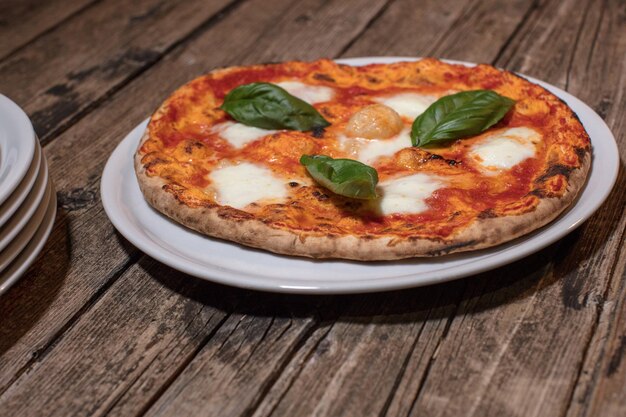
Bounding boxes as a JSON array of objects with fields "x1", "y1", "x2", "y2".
[
  {"x1": 0, "y1": 0, "x2": 103, "y2": 61},
  {"x1": 33, "y1": 0, "x2": 246, "y2": 146},
  {"x1": 562, "y1": 225, "x2": 626, "y2": 417},
  {"x1": 1, "y1": 0, "x2": 401, "y2": 407},
  {"x1": 563, "y1": 0, "x2": 596, "y2": 91},
  {"x1": 0, "y1": 0, "x2": 623, "y2": 415}
]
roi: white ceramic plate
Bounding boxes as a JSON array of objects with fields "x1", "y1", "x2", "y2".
[
  {"x1": 0, "y1": 95, "x2": 37, "y2": 206},
  {"x1": 0, "y1": 179, "x2": 51, "y2": 273},
  {"x1": 101, "y1": 57, "x2": 619, "y2": 294},
  {"x1": 0, "y1": 186, "x2": 56, "y2": 294},
  {"x1": 0, "y1": 141, "x2": 42, "y2": 228},
  {"x1": 0, "y1": 147, "x2": 47, "y2": 252}
]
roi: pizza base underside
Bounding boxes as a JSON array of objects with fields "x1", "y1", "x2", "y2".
[{"x1": 135, "y1": 59, "x2": 591, "y2": 260}]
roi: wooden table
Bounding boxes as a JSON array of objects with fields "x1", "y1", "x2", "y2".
[{"x1": 0, "y1": 0, "x2": 624, "y2": 416}]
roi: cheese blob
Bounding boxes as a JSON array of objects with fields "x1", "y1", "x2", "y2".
[
  {"x1": 276, "y1": 81, "x2": 334, "y2": 104},
  {"x1": 340, "y1": 129, "x2": 412, "y2": 165},
  {"x1": 376, "y1": 174, "x2": 444, "y2": 215},
  {"x1": 345, "y1": 104, "x2": 404, "y2": 139},
  {"x1": 470, "y1": 127, "x2": 539, "y2": 170},
  {"x1": 375, "y1": 93, "x2": 437, "y2": 119},
  {"x1": 210, "y1": 163, "x2": 287, "y2": 209},
  {"x1": 213, "y1": 122, "x2": 276, "y2": 149}
]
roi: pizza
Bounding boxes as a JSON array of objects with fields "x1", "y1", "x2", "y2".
[{"x1": 134, "y1": 58, "x2": 591, "y2": 260}]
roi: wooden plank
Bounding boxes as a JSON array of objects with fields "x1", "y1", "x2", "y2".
[
  {"x1": 250, "y1": 285, "x2": 462, "y2": 417},
  {"x1": 0, "y1": 0, "x2": 238, "y2": 143},
  {"x1": 395, "y1": 0, "x2": 626, "y2": 415},
  {"x1": 345, "y1": 0, "x2": 536, "y2": 63},
  {"x1": 0, "y1": 0, "x2": 392, "y2": 414},
  {"x1": 0, "y1": 259, "x2": 230, "y2": 417},
  {"x1": 134, "y1": 2, "x2": 553, "y2": 417},
  {"x1": 230, "y1": 1, "x2": 546, "y2": 416},
  {"x1": 249, "y1": 0, "x2": 625, "y2": 415},
  {"x1": 566, "y1": 220, "x2": 626, "y2": 417},
  {"x1": 0, "y1": 0, "x2": 96, "y2": 60},
  {"x1": 563, "y1": 0, "x2": 626, "y2": 414},
  {"x1": 0, "y1": 1, "x2": 622, "y2": 417},
  {"x1": 0, "y1": 0, "x2": 298, "y2": 395}
]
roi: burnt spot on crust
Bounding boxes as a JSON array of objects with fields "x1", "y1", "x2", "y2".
[
  {"x1": 217, "y1": 206, "x2": 253, "y2": 220},
  {"x1": 320, "y1": 107, "x2": 334, "y2": 118},
  {"x1": 184, "y1": 141, "x2": 204, "y2": 154},
  {"x1": 312, "y1": 190, "x2": 330, "y2": 201},
  {"x1": 426, "y1": 153, "x2": 459, "y2": 166},
  {"x1": 143, "y1": 157, "x2": 170, "y2": 171},
  {"x1": 367, "y1": 76, "x2": 381, "y2": 84},
  {"x1": 313, "y1": 73, "x2": 335, "y2": 82},
  {"x1": 574, "y1": 146, "x2": 588, "y2": 162},
  {"x1": 535, "y1": 164, "x2": 573, "y2": 182},
  {"x1": 528, "y1": 188, "x2": 546, "y2": 198},
  {"x1": 426, "y1": 240, "x2": 478, "y2": 256},
  {"x1": 478, "y1": 209, "x2": 497, "y2": 219},
  {"x1": 343, "y1": 200, "x2": 362, "y2": 209},
  {"x1": 311, "y1": 126, "x2": 325, "y2": 138}
]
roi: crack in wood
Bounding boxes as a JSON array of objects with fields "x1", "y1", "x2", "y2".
[
  {"x1": 584, "y1": 0, "x2": 607, "y2": 73},
  {"x1": 564, "y1": 0, "x2": 596, "y2": 90},
  {"x1": 562, "y1": 222, "x2": 626, "y2": 417},
  {"x1": 131, "y1": 312, "x2": 233, "y2": 417},
  {"x1": 426, "y1": 0, "x2": 479, "y2": 56},
  {"x1": 492, "y1": 0, "x2": 542, "y2": 66},
  {"x1": 335, "y1": 0, "x2": 397, "y2": 57},
  {"x1": 256, "y1": 322, "x2": 335, "y2": 417},
  {"x1": 404, "y1": 280, "x2": 469, "y2": 417},
  {"x1": 378, "y1": 308, "x2": 435, "y2": 417}
]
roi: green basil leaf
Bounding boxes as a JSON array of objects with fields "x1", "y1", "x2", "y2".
[
  {"x1": 300, "y1": 155, "x2": 378, "y2": 200},
  {"x1": 410, "y1": 90, "x2": 515, "y2": 147},
  {"x1": 219, "y1": 82, "x2": 330, "y2": 131}
]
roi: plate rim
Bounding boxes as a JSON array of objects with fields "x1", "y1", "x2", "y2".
[
  {"x1": 0, "y1": 185, "x2": 56, "y2": 294},
  {"x1": 0, "y1": 175, "x2": 52, "y2": 272},
  {"x1": 0, "y1": 141, "x2": 42, "y2": 227},
  {"x1": 0, "y1": 146, "x2": 48, "y2": 252},
  {"x1": 101, "y1": 56, "x2": 619, "y2": 294},
  {"x1": 0, "y1": 95, "x2": 37, "y2": 206}
]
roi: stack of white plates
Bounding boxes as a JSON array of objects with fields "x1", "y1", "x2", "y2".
[{"x1": 0, "y1": 95, "x2": 56, "y2": 294}]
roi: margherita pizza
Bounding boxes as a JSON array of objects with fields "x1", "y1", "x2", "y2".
[{"x1": 135, "y1": 58, "x2": 590, "y2": 260}]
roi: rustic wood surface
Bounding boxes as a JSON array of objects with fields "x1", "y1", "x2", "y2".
[{"x1": 0, "y1": 0, "x2": 624, "y2": 416}]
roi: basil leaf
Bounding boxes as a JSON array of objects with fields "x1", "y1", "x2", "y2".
[
  {"x1": 300, "y1": 155, "x2": 378, "y2": 200},
  {"x1": 410, "y1": 90, "x2": 515, "y2": 147},
  {"x1": 220, "y1": 82, "x2": 330, "y2": 131}
]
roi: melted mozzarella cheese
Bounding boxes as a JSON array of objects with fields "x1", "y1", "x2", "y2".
[
  {"x1": 470, "y1": 127, "x2": 539, "y2": 170},
  {"x1": 375, "y1": 93, "x2": 437, "y2": 119},
  {"x1": 210, "y1": 163, "x2": 287, "y2": 209},
  {"x1": 376, "y1": 174, "x2": 444, "y2": 215},
  {"x1": 214, "y1": 122, "x2": 276, "y2": 148},
  {"x1": 276, "y1": 81, "x2": 334, "y2": 104},
  {"x1": 340, "y1": 129, "x2": 412, "y2": 165}
]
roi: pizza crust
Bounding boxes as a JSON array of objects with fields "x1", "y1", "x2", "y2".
[{"x1": 135, "y1": 129, "x2": 590, "y2": 261}]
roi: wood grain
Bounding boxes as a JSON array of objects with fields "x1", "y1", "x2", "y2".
[
  {"x1": 0, "y1": 0, "x2": 391, "y2": 414},
  {"x1": 398, "y1": 0, "x2": 626, "y2": 415},
  {"x1": 0, "y1": 0, "x2": 97, "y2": 59},
  {"x1": 0, "y1": 0, "x2": 238, "y2": 143},
  {"x1": 563, "y1": 0, "x2": 626, "y2": 415},
  {"x1": 0, "y1": 0, "x2": 624, "y2": 415}
]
